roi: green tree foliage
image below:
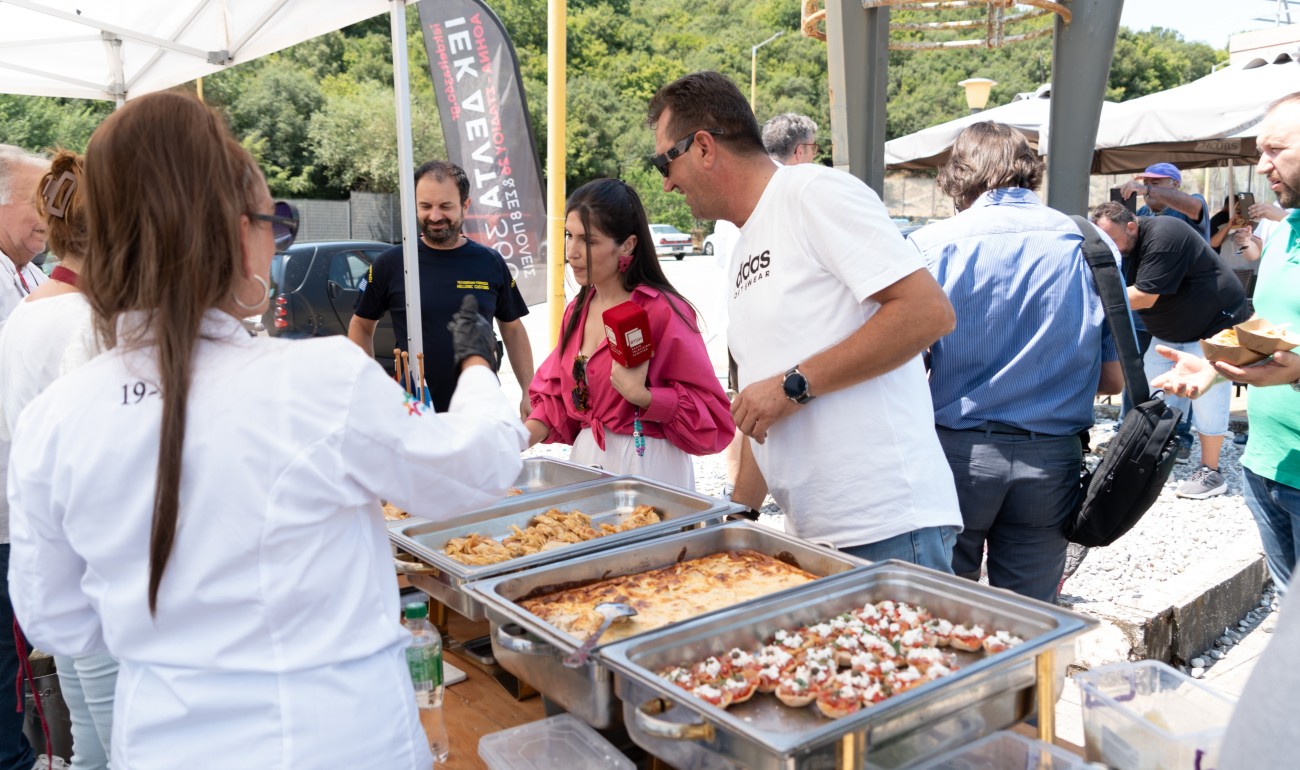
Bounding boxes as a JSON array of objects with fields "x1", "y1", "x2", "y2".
[
  {"x1": 0, "y1": 5, "x2": 1228, "y2": 215},
  {"x1": 229, "y1": 66, "x2": 325, "y2": 196},
  {"x1": 0, "y1": 96, "x2": 112, "y2": 154}
]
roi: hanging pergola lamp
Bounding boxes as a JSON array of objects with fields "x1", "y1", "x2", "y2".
[{"x1": 800, "y1": 0, "x2": 1071, "y2": 49}]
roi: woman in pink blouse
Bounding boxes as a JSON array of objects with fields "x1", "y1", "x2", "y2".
[{"x1": 525, "y1": 179, "x2": 734, "y2": 489}]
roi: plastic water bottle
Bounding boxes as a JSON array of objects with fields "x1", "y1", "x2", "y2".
[{"x1": 404, "y1": 601, "x2": 449, "y2": 763}]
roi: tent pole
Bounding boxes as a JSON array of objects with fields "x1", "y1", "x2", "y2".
[
  {"x1": 1045, "y1": 0, "x2": 1123, "y2": 215},
  {"x1": 390, "y1": 0, "x2": 424, "y2": 367},
  {"x1": 546, "y1": 0, "x2": 567, "y2": 346}
]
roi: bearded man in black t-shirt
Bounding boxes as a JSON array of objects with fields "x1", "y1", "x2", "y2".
[
  {"x1": 1092, "y1": 201, "x2": 1249, "y2": 500},
  {"x1": 349, "y1": 161, "x2": 534, "y2": 414}
]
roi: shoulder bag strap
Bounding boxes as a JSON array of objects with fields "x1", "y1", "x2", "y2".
[{"x1": 1070, "y1": 214, "x2": 1151, "y2": 403}]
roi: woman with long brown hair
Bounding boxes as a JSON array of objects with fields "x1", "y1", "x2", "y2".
[
  {"x1": 5, "y1": 91, "x2": 525, "y2": 769},
  {"x1": 525, "y1": 178, "x2": 733, "y2": 489}
]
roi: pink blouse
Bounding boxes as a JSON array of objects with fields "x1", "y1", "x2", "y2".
[{"x1": 527, "y1": 285, "x2": 735, "y2": 455}]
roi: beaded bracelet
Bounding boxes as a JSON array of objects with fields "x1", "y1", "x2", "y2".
[{"x1": 633, "y1": 410, "x2": 646, "y2": 457}]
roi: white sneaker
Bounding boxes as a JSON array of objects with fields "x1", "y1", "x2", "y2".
[
  {"x1": 32, "y1": 755, "x2": 70, "y2": 770},
  {"x1": 1176, "y1": 465, "x2": 1227, "y2": 499}
]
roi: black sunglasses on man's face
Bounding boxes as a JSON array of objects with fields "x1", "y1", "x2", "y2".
[
  {"x1": 650, "y1": 128, "x2": 725, "y2": 178},
  {"x1": 249, "y1": 201, "x2": 300, "y2": 251}
]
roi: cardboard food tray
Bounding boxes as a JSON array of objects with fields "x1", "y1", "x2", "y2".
[{"x1": 1234, "y1": 318, "x2": 1299, "y2": 357}]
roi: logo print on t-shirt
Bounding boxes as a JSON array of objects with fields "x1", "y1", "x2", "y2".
[{"x1": 733, "y1": 249, "x2": 772, "y2": 298}]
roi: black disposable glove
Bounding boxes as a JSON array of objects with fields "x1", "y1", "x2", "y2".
[{"x1": 447, "y1": 294, "x2": 500, "y2": 372}]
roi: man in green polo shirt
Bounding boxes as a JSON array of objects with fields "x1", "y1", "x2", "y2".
[{"x1": 1150, "y1": 91, "x2": 1300, "y2": 592}]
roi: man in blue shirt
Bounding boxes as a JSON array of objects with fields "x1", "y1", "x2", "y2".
[
  {"x1": 909, "y1": 122, "x2": 1123, "y2": 603},
  {"x1": 1120, "y1": 162, "x2": 1212, "y2": 242}
]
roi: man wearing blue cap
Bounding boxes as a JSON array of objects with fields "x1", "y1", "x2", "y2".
[
  {"x1": 1117, "y1": 162, "x2": 1212, "y2": 465},
  {"x1": 1120, "y1": 162, "x2": 1212, "y2": 242}
]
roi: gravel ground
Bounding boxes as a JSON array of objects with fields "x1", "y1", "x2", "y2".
[
  {"x1": 1059, "y1": 416, "x2": 1263, "y2": 609},
  {"x1": 525, "y1": 409, "x2": 1265, "y2": 608}
]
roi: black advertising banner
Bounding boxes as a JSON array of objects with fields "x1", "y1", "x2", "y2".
[{"x1": 418, "y1": 0, "x2": 546, "y2": 306}]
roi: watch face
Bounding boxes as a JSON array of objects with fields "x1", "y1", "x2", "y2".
[{"x1": 783, "y1": 370, "x2": 808, "y2": 400}]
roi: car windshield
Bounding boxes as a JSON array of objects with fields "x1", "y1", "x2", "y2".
[{"x1": 651, "y1": 225, "x2": 684, "y2": 235}]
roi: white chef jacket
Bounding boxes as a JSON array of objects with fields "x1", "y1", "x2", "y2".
[{"x1": 7, "y1": 310, "x2": 527, "y2": 769}]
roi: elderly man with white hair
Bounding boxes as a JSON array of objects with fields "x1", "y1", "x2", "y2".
[
  {"x1": 0, "y1": 145, "x2": 49, "y2": 324},
  {"x1": 0, "y1": 143, "x2": 45, "y2": 770},
  {"x1": 761, "y1": 113, "x2": 819, "y2": 165}
]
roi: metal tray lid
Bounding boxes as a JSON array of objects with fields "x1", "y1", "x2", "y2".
[
  {"x1": 598, "y1": 560, "x2": 1098, "y2": 756},
  {"x1": 509, "y1": 457, "x2": 615, "y2": 498},
  {"x1": 385, "y1": 458, "x2": 615, "y2": 531},
  {"x1": 388, "y1": 475, "x2": 740, "y2": 581}
]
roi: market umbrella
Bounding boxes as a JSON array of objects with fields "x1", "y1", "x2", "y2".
[
  {"x1": 1068, "y1": 52, "x2": 1300, "y2": 175},
  {"x1": 884, "y1": 85, "x2": 1056, "y2": 171}
]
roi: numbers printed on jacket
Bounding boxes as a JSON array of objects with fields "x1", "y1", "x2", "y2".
[{"x1": 120, "y1": 382, "x2": 159, "y2": 405}]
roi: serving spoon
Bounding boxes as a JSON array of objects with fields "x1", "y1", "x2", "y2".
[{"x1": 563, "y1": 602, "x2": 638, "y2": 668}]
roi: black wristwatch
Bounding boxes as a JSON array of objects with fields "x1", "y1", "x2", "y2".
[{"x1": 782, "y1": 366, "x2": 814, "y2": 405}]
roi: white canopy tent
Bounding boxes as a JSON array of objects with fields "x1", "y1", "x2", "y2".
[
  {"x1": 0, "y1": 0, "x2": 391, "y2": 103},
  {"x1": 0, "y1": 0, "x2": 440, "y2": 360},
  {"x1": 1053, "y1": 52, "x2": 1300, "y2": 175},
  {"x1": 884, "y1": 84, "x2": 1057, "y2": 171}
]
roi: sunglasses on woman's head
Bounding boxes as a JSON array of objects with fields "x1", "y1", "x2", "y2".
[
  {"x1": 571, "y1": 354, "x2": 590, "y2": 412},
  {"x1": 249, "y1": 201, "x2": 300, "y2": 251}
]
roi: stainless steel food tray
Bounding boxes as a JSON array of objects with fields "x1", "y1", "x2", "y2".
[
  {"x1": 388, "y1": 476, "x2": 735, "y2": 621},
  {"x1": 463, "y1": 521, "x2": 869, "y2": 729},
  {"x1": 384, "y1": 458, "x2": 612, "y2": 530},
  {"x1": 509, "y1": 457, "x2": 614, "y2": 497},
  {"x1": 600, "y1": 562, "x2": 1097, "y2": 770}
]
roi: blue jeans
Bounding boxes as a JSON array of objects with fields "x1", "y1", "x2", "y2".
[
  {"x1": 841, "y1": 526, "x2": 957, "y2": 574},
  {"x1": 1243, "y1": 467, "x2": 1300, "y2": 594},
  {"x1": 938, "y1": 427, "x2": 1082, "y2": 604},
  {"x1": 54, "y1": 653, "x2": 117, "y2": 770},
  {"x1": 0, "y1": 546, "x2": 33, "y2": 770}
]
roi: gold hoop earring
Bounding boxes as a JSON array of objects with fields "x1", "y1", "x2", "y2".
[{"x1": 233, "y1": 274, "x2": 270, "y2": 311}]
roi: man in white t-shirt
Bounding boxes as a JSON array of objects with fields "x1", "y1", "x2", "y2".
[
  {"x1": 647, "y1": 72, "x2": 962, "y2": 568},
  {"x1": 0, "y1": 146, "x2": 49, "y2": 326}
]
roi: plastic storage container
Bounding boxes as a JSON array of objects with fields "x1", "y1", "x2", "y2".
[
  {"x1": 907, "y1": 730, "x2": 1087, "y2": 769},
  {"x1": 1074, "y1": 660, "x2": 1237, "y2": 770},
  {"x1": 478, "y1": 714, "x2": 634, "y2": 770}
]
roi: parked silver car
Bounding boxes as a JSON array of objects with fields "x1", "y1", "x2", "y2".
[{"x1": 649, "y1": 223, "x2": 692, "y2": 260}]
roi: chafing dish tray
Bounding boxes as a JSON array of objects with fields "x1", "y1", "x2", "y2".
[
  {"x1": 600, "y1": 562, "x2": 1097, "y2": 770},
  {"x1": 384, "y1": 458, "x2": 612, "y2": 530},
  {"x1": 509, "y1": 456, "x2": 614, "y2": 497},
  {"x1": 463, "y1": 521, "x2": 868, "y2": 729},
  {"x1": 388, "y1": 476, "x2": 735, "y2": 621}
]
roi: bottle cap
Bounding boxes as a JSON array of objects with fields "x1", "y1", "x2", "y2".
[{"x1": 404, "y1": 602, "x2": 429, "y2": 620}]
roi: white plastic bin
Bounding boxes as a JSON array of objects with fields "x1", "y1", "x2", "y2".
[
  {"x1": 478, "y1": 713, "x2": 634, "y2": 770},
  {"x1": 907, "y1": 730, "x2": 1087, "y2": 769},
  {"x1": 1074, "y1": 660, "x2": 1236, "y2": 770}
]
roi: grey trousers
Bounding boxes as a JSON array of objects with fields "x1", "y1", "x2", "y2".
[{"x1": 937, "y1": 426, "x2": 1082, "y2": 604}]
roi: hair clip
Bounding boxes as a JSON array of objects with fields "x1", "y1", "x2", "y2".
[{"x1": 42, "y1": 170, "x2": 77, "y2": 219}]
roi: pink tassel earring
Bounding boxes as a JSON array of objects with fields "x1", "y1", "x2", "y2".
[{"x1": 618, "y1": 252, "x2": 633, "y2": 273}]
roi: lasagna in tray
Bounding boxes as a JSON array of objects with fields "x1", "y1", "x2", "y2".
[{"x1": 519, "y1": 550, "x2": 817, "y2": 644}]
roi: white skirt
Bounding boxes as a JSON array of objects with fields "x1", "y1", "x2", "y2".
[{"x1": 570, "y1": 428, "x2": 695, "y2": 490}]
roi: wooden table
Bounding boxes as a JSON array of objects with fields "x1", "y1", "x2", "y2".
[
  {"x1": 435, "y1": 612, "x2": 546, "y2": 769},
  {"x1": 439, "y1": 648, "x2": 547, "y2": 769}
]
